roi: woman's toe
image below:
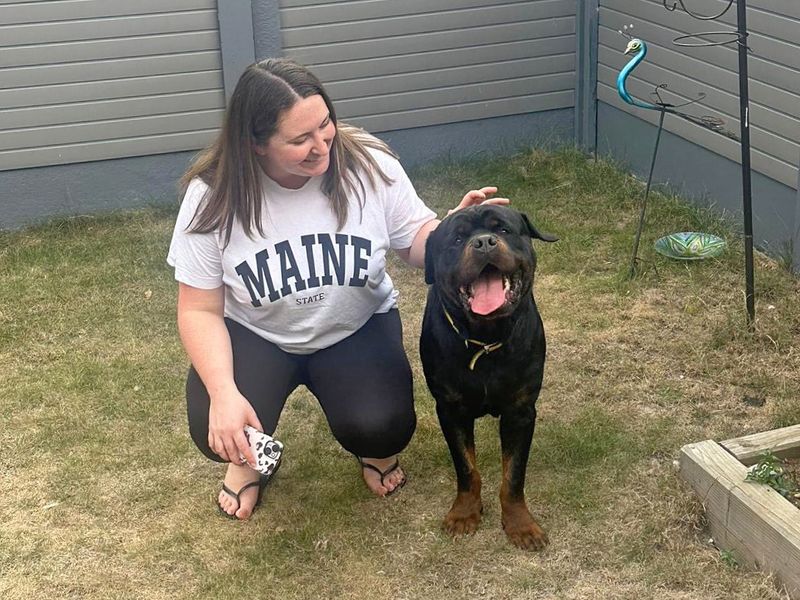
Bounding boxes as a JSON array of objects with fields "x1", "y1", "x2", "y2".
[
  {"x1": 218, "y1": 492, "x2": 236, "y2": 515},
  {"x1": 387, "y1": 468, "x2": 405, "y2": 491}
]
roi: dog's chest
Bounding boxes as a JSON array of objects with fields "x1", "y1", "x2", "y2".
[{"x1": 435, "y1": 357, "x2": 539, "y2": 416}]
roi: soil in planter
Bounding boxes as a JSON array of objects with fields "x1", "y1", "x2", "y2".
[{"x1": 784, "y1": 458, "x2": 800, "y2": 509}]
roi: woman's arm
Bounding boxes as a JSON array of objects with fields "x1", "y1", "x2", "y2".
[
  {"x1": 396, "y1": 186, "x2": 510, "y2": 268},
  {"x1": 177, "y1": 283, "x2": 262, "y2": 464}
]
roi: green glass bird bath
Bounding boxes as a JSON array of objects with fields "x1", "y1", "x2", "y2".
[{"x1": 654, "y1": 232, "x2": 726, "y2": 260}]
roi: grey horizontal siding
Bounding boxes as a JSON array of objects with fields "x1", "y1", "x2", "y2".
[
  {"x1": 0, "y1": 0, "x2": 224, "y2": 171},
  {"x1": 0, "y1": 132, "x2": 217, "y2": 172},
  {"x1": 0, "y1": 0, "x2": 216, "y2": 22},
  {"x1": 0, "y1": 71, "x2": 222, "y2": 109},
  {"x1": 0, "y1": 91, "x2": 225, "y2": 130},
  {"x1": 281, "y1": 0, "x2": 535, "y2": 27},
  {"x1": 0, "y1": 12, "x2": 219, "y2": 46},
  {"x1": 280, "y1": 0, "x2": 577, "y2": 133},
  {"x1": 0, "y1": 31, "x2": 220, "y2": 68},
  {"x1": 1, "y1": 52, "x2": 221, "y2": 89},
  {"x1": 598, "y1": 0, "x2": 800, "y2": 189}
]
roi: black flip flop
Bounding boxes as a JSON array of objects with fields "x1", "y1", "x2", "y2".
[
  {"x1": 357, "y1": 457, "x2": 407, "y2": 496},
  {"x1": 218, "y1": 459, "x2": 281, "y2": 520}
]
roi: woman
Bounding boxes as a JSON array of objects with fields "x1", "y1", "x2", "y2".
[{"x1": 168, "y1": 58, "x2": 506, "y2": 520}]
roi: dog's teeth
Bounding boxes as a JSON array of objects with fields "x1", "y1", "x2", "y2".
[{"x1": 503, "y1": 277, "x2": 510, "y2": 292}]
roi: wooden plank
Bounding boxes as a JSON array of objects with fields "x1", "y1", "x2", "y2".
[
  {"x1": 722, "y1": 425, "x2": 800, "y2": 466},
  {"x1": 680, "y1": 439, "x2": 800, "y2": 598},
  {"x1": 286, "y1": 17, "x2": 576, "y2": 64}
]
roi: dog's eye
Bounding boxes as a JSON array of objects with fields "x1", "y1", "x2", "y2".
[
  {"x1": 500, "y1": 228, "x2": 509, "y2": 234},
  {"x1": 454, "y1": 236, "x2": 463, "y2": 245}
]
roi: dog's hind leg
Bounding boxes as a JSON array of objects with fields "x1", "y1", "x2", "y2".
[
  {"x1": 436, "y1": 405, "x2": 483, "y2": 536},
  {"x1": 499, "y1": 408, "x2": 549, "y2": 550}
]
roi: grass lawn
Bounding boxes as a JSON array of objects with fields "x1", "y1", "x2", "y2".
[{"x1": 1, "y1": 148, "x2": 798, "y2": 600}]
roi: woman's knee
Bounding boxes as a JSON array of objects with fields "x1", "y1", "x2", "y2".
[{"x1": 334, "y1": 404, "x2": 416, "y2": 458}]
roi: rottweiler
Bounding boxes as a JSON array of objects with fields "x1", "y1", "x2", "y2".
[{"x1": 420, "y1": 204, "x2": 557, "y2": 550}]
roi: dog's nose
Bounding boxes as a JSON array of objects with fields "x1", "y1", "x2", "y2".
[{"x1": 471, "y1": 233, "x2": 498, "y2": 254}]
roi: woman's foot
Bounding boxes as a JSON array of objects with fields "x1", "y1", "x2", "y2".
[
  {"x1": 218, "y1": 462, "x2": 262, "y2": 520},
  {"x1": 359, "y1": 456, "x2": 406, "y2": 497}
]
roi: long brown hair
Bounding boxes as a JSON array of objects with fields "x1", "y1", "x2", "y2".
[{"x1": 181, "y1": 58, "x2": 395, "y2": 244}]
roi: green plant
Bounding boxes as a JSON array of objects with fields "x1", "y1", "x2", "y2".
[
  {"x1": 745, "y1": 451, "x2": 798, "y2": 500},
  {"x1": 720, "y1": 549, "x2": 739, "y2": 569}
]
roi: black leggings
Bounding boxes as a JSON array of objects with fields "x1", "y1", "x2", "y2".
[{"x1": 186, "y1": 310, "x2": 416, "y2": 462}]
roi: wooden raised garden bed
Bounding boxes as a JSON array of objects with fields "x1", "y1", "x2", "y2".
[{"x1": 680, "y1": 424, "x2": 800, "y2": 598}]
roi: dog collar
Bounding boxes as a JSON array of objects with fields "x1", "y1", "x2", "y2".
[{"x1": 441, "y1": 305, "x2": 503, "y2": 371}]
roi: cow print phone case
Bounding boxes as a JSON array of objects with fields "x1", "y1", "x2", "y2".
[{"x1": 243, "y1": 425, "x2": 283, "y2": 476}]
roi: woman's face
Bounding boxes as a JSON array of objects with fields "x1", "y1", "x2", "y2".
[{"x1": 254, "y1": 94, "x2": 336, "y2": 189}]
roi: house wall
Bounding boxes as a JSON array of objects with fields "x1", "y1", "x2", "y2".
[
  {"x1": 0, "y1": 0, "x2": 226, "y2": 172},
  {"x1": 1, "y1": 0, "x2": 579, "y2": 229},
  {"x1": 276, "y1": 0, "x2": 576, "y2": 135},
  {"x1": 0, "y1": 0, "x2": 227, "y2": 228},
  {"x1": 270, "y1": 0, "x2": 577, "y2": 167},
  {"x1": 596, "y1": 0, "x2": 800, "y2": 267},
  {"x1": 5, "y1": 0, "x2": 796, "y2": 268}
]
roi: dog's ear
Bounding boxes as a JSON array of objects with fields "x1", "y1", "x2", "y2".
[
  {"x1": 520, "y1": 212, "x2": 559, "y2": 243},
  {"x1": 424, "y1": 230, "x2": 438, "y2": 284}
]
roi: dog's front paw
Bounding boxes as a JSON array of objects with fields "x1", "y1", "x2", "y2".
[
  {"x1": 442, "y1": 493, "x2": 483, "y2": 536},
  {"x1": 502, "y1": 506, "x2": 549, "y2": 550}
]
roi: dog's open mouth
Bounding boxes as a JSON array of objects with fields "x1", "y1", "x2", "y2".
[{"x1": 459, "y1": 265, "x2": 523, "y2": 316}]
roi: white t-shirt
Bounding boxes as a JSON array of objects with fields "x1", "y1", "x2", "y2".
[{"x1": 167, "y1": 148, "x2": 436, "y2": 354}]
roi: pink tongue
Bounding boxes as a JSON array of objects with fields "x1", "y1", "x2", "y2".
[{"x1": 469, "y1": 272, "x2": 506, "y2": 315}]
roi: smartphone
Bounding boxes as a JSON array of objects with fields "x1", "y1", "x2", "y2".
[{"x1": 243, "y1": 425, "x2": 284, "y2": 476}]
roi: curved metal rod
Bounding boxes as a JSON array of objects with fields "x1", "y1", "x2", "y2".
[
  {"x1": 663, "y1": 0, "x2": 734, "y2": 20},
  {"x1": 673, "y1": 30, "x2": 750, "y2": 51},
  {"x1": 649, "y1": 84, "x2": 707, "y2": 110},
  {"x1": 642, "y1": 85, "x2": 739, "y2": 141}
]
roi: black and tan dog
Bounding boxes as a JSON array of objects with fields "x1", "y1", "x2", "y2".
[{"x1": 420, "y1": 204, "x2": 557, "y2": 550}]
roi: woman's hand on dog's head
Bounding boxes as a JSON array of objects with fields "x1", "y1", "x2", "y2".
[{"x1": 448, "y1": 186, "x2": 510, "y2": 216}]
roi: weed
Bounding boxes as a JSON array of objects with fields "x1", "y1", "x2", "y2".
[
  {"x1": 745, "y1": 451, "x2": 798, "y2": 501},
  {"x1": 720, "y1": 550, "x2": 739, "y2": 569}
]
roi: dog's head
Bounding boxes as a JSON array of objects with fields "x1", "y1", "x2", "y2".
[{"x1": 424, "y1": 205, "x2": 557, "y2": 319}]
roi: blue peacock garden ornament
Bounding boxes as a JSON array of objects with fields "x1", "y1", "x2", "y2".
[
  {"x1": 615, "y1": 28, "x2": 736, "y2": 276},
  {"x1": 618, "y1": 38, "x2": 661, "y2": 111}
]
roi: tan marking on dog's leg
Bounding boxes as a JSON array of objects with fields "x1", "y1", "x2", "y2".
[
  {"x1": 443, "y1": 446, "x2": 483, "y2": 536},
  {"x1": 500, "y1": 454, "x2": 548, "y2": 550}
]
